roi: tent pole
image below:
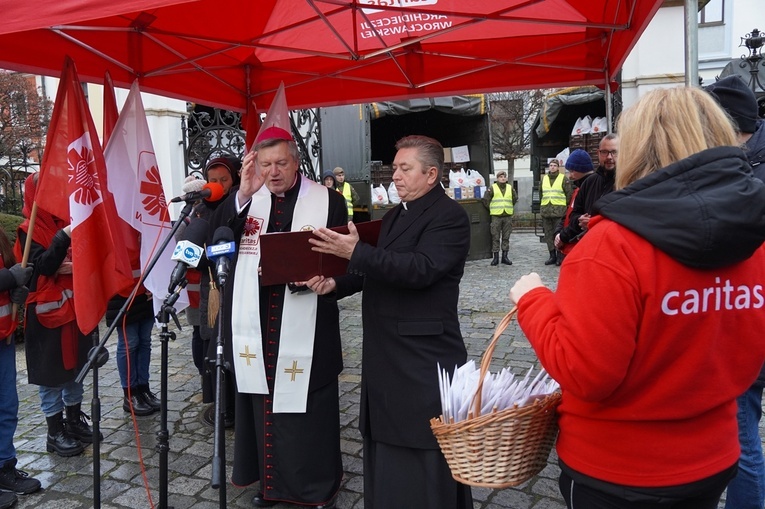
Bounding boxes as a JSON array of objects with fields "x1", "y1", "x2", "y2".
[
  {"x1": 684, "y1": 0, "x2": 699, "y2": 86},
  {"x1": 605, "y1": 69, "x2": 613, "y2": 132}
]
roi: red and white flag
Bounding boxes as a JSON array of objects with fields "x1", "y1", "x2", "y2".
[
  {"x1": 103, "y1": 72, "x2": 142, "y2": 284},
  {"x1": 34, "y1": 57, "x2": 133, "y2": 334},
  {"x1": 104, "y1": 81, "x2": 188, "y2": 314}
]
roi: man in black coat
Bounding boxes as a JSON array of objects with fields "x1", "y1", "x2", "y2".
[
  {"x1": 575, "y1": 133, "x2": 618, "y2": 230},
  {"x1": 209, "y1": 127, "x2": 346, "y2": 508},
  {"x1": 705, "y1": 74, "x2": 765, "y2": 509},
  {"x1": 309, "y1": 135, "x2": 473, "y2": 509}
]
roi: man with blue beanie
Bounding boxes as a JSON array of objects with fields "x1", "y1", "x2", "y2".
[{"x1": 553, "y1": 148, "x2": 594, "y2": 264}]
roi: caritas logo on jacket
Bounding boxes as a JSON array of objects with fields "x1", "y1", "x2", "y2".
[{"x1": 661, "y1": 277, "x2": 764, "y2": 315}]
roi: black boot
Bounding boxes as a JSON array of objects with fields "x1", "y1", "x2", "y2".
[
  {"x1": 544, "y1": 249, "x2": 557, "y2": 265},
  {"x1": 0, "y1": 458, "x2": 41, "y2": 495},
  {"x1": 556, "y1": 251, "x2": 564, "y2": 266},
  {"x1": 137, "y1": 384, "x2": 161, "y2": 412},
  {"x1": 490, "y1": 252, "x2": 499, "y2": 266},
  {"x1": 122, "y1": 388, "x2": 155, "y2": 416},
  {"x1": 65, "y1": 403, "x2": 102, "y2": 443},
  {"x1": 46, "y1": 411, "x2": 83, "y2": 457},
  {"x1": 501, "y1": 251, "x2": 512, "y2": 265}
]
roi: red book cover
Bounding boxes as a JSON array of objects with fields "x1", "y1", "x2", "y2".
[{"x1": 259, "y1": 220, "x2": 382, "y2": 286}]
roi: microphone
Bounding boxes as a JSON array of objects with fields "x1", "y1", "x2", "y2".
[
  {"x1": 170, "y1": 182, "x2": 225, "y2": 203},
  {"x1": 168, "y1": 218, "x2": 209, "y2": 293},
  {"x1": 206, "y1": 226, "x2": 236, "y2": 287}
]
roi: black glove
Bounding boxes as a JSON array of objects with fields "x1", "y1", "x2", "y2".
[
  {"x1": 9, "y1": 286, "x2": 29, "y2": 306},
  {"x1": 9, "y1": 263, "x2": 33, "y2": 287}
]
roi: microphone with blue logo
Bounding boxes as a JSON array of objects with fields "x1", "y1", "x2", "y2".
[
  {"x1": 206, "y1": 226, "x2": 236, "y2": 288},
  {"x1": 168, "y1": 218, "x2": 209, "y2": 294}
]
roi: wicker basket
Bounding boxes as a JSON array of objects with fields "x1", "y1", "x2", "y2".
[{"x1": 430, "y1": 308, "x2": 561, "y2": 488}]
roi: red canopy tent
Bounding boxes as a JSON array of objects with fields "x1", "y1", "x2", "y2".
[{"x1": 0, "y1": 0, "x2": 663, "y2": 112}]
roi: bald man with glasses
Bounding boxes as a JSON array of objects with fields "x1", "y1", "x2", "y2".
[{"x1": 576, "y1": 133, "x2": 618, "y2": 231}]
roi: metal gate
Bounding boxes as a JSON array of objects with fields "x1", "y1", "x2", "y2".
[{"x1": 180, "y1": 104, "x2": 322, "y2": 180}]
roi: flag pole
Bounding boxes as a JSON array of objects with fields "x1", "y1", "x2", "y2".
[{"x1": 7, "y1": 201, "x2": 39, "y2": 345}]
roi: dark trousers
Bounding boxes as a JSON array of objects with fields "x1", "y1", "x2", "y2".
[
  {"x1": 363, "y1": 439, "x2": 472, "y2": 509},
  {"x1": 191, "y1": 325, "x2": 204, "y2": 375},
  {"x1": 559, "y1": 465, "x2": 735, "y2": 509},
  {"x1": 0, "y1": 340, "x2": 18, "y2": 464}
]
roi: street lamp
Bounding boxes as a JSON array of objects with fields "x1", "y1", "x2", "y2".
[{"x1": 739, "y1": 28, "x2": 764, "y2": 94}]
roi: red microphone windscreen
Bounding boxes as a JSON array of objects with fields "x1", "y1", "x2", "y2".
[{"x1": 203, "y1": 182, "x2": 226, "y2": 202}]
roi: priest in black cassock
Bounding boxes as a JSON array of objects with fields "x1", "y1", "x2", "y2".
[
  {"x1": 208, "y1": 124, "x2": 346, "y2": 508},
  {"x1": 307, "y1": 135, "x2": 474, "y2": 509}
]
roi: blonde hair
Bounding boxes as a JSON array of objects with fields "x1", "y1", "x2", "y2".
[{"x1": 615, "y1": 86, "x2": 738, "y2": 190}]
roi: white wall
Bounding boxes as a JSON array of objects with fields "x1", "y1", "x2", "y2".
[
  {"x1": 622, "y1": 2, "x2": 765, "y2": 107},
  {"x1": 141, "y1": 94, "x2": 189, "y2": 219},
  {"x1": 621, "y1": 5, "x2": 686, "y2": 108},
  {"x1": 493, "y1": 156, "x2": 532, "y2": 180}
]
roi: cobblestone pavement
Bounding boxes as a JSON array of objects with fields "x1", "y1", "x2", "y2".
[{"x1": 10, "y1": 232, "x2": 757, "y2": 508}]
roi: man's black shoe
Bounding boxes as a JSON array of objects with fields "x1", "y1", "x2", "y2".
[
  {"x1": 251, "y1": 492, "x2": 277, "y2": 507},
  {"x1": 0, "y1": 459, "x2": 41, "y2": 495},
  {"x1": 316, "y1": 497, "x2": 337, "y2": 509},
  {"x1": 201, "y1": 405, "x2": 215, "y2": 428},
  {"x1": 201, "y1": 405, "x2": 234, "y2": 429},
  {"x1": 123, "y1": 394, "x2": 155, "y2": 416},
  {"x1": 0, "y1": 491, "x2": 16, "y2": 509},
  {"x1": 139, "y1": 387, "x2": 161, "y2": 412}
]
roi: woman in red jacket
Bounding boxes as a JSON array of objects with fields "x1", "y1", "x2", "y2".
[
  {"x1": 16, "y1": 174, "x2": 98, "y2": 457},
  {"x1": 510, "y1": 86, "x2": 765, "y2": 509}
]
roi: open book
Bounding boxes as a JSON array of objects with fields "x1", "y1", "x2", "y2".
[{"x1": 258, "y1": 220, "x2": 382, "y2": 286}]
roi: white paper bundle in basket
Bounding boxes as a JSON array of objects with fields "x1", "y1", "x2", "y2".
[{"x1": 430, "y1": 308, "x2": 561, "y2": 488}]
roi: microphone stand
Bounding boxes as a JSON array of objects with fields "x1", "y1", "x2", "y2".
[
  {"x1": 154, "y1": 282, "x2": 185, "y2": 509},
  {"x1": 89, "y1": 327, "x2": 107, "y2": 509},
  {"x1": 210, "y1": 267, "x2": 229, "y2": 508},
  {"x1": 75, "y1": 200, "x2": 194, "y2": 509}
]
